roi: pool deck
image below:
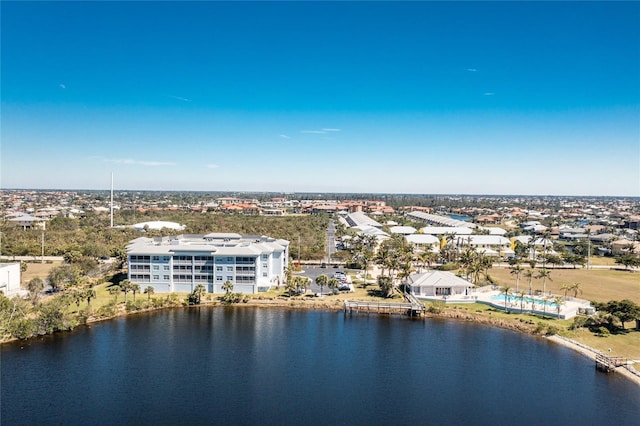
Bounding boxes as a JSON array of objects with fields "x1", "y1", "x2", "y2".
[{"x1": 415, "y1": 287, "x2": 591, "y2": 319}]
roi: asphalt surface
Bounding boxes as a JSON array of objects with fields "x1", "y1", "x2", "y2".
[{"x1": 295, "y1": 265, "x2": 355, "y2": 294}]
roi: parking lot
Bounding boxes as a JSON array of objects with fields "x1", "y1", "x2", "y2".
[{"x1": 295, "y1": 265, "x2": 356, "y2": 294}]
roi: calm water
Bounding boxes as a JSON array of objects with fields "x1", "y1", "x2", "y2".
[{"x1": 2, "y1": 308, "x2": 639, "y2": 425}]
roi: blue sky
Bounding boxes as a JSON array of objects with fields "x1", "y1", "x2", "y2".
[{"x1": 1, "y1": 1, "x2": 639, "y2": 196}]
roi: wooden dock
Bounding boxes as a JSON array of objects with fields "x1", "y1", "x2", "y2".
[
  {"x1": 344, "y1": 298, "x2": 426, "y2": 317},
  {"x1": 595, "y1": 354, "x2": 627, "y2": 372}
]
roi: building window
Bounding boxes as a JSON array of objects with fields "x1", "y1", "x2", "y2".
[
  {"x1": 262, "y1": 254, "x2": 268, "y2": 260},
  {"x1": 163, "y1": 275, "x2": 170, "y2": 280},
  {"x1": 163, "y1": 265, "x2": 169, "y2": 271},
  {"x1": 152, "y1": 256, "x2": 160, "y2": 261},
  {"x1": 227, "y1": 257, "x2": 233, "y2": 262},
  {"x1": 226, "y1": 266, "x2": 233, "y2": 272},
  {"x1": 153, "y1": 265, "x2": 159, "y2": 271},
  {"x1": 216, "y1": 266, "x2": 223, "y2": 272},
  {"x1": 227, "y1": 276, "x2": 233, "y2": 281},
  {"x1": 263, "y1": 272, "x2": 268, "y2": 277},
  {"x1": 153, "y1": 275, "x2": 159, "y2": 280},
  {"x1": 216, "y1": 276, "x2": 223, "y2": 281}
]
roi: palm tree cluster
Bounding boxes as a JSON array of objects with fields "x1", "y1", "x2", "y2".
[
  {"x1": 458, "y1": 248, "x2": 492, "y2": 285},
  {"x1": 373, "y1": 235, "x2": 415, "y2": 298},
  {"x1": 348, "y1": 234, "x2": 377, "y2": 284}
]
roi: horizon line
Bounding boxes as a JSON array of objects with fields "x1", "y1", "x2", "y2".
[{"x1": 1, "y1": 187, "x2": 638, "y2": 199}]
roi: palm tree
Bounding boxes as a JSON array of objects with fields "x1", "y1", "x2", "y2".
[
  {"x1": 377, "y1": 275, "x2": 394, "y2": 298},
  {"x1": 131, "y1": 283, "x2": 141, "y2": 302},
  {"x1": 397, "y1": 259, "x2": 414, "y2": 294},
  {"x1": 283, "y1": 266, "x2": 292, "y2": 287},
  {"x1": 71, "y1": 289, "x2": 84, "y2": 308},
  {"x1": 375, "y1": 244, "x2": 390, "y2": 277},
  {"x1": 510, "y1": 264, "x2": 523, "y2": 293},
  {"x1": 535, "y1": 268, "x2": 552, "y2": 296},
  {"x1": 144, "y1": 285, "x2": 155, "y2": 302},
  {"x1": 315, "y1": 274, "x2": 328, "y2": 295},
  {"x1": 120, "y1": 279, "x2": 132, "y2": 303},
  {"x1": 222, "y1": 280, "x2": 234, "y2": 295},
  {"x1": 327, "y1": 277, "x2": 340, "y2": 295},
  {"x1": 560, "y1": 283, "x2": 571, "y2": 298},
  {"x1": 108, "y1": 286, "x2": 120, "y2": 302},
  {"x1": 569, "y1": 282, "x2": 583, "y2": 298},
  {"x1": 524, "y1": 269, "x2": 535, "y2": 296},
  {"x1": 553, "y1": 295, "x2": 565, "y2": 318},
  {"x1": 194, "y1": 283, "x2": 207, "y2": 304},
  {"x1": 517, "y1": 291, "x2": 526, "y2": 313},
  {"x1": 500, "y1": 286, "x2": 511, "y2": 313},
  {"x1": 84, "y1": 288, "x2": 96, "y2": 308},
  {"x1": 83, "y1": 287, "x2": 96, "y2": 308}
]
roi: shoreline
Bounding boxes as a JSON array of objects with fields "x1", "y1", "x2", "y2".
[
  {"x1": 3, "y1": 297, "x2": 639, "y2": 388},
  {"x1": 545, "y1": 334, "x2": 640, "y2": 386}
]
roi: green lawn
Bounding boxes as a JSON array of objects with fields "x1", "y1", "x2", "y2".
[{"x1": 488, "y1": 266, "x2": 639, "y2": 304}]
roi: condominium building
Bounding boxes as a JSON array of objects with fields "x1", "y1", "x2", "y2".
[{"x1": 126, "y1": 233, "x2": 289, "y2": 294}]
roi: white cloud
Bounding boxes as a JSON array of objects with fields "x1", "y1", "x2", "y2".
[
  {"x1": 466, "y1": 68, "x2": 477, "y2": 72},
  {"x1": 96, "y1": 157, "x2": 176, "y2": 167},
  {"x1": 484, "y1": 92, "x2": 494, "y2": 96},
  {"x1": 206, "y1": 164, "x2": 219, "y2": 169},
  {"x1": 279, "y1": 134, "x2": 291, "y2": 139},
  {"x1": 321, "y1": 128, "x2": 341, "y2": 132},
  {"x1": 301, "y1": 130, "x2": 326, "y2": 134},
  {"x1": 59, "y1": 83, "x2": 66, "y2": 89},
  {"x1": 168, "y1": 95, "x2": 192, "y2": 102}
]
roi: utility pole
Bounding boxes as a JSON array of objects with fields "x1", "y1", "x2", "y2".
[
  {"x1": 110, "y1": 172, "x2": 114, "y2": 228},
  {"x1": 40, "y1": 220, "x2": 46, "y2": 263}
]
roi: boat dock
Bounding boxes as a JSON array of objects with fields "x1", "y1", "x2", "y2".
[
  {"x1": 595, "y1": 354, "x2": 627, "y2": 372},
  {"x1": 344, "y1": 296, "x2": 426, "y2": 318}
]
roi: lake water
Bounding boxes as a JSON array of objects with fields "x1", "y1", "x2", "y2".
[{"x1": 2, "y1": 307, "x2": 639, "y2": 425}]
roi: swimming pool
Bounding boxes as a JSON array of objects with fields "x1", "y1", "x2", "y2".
[{"x1": 490, "y1": 294, "x2": 558, "y2": 309}]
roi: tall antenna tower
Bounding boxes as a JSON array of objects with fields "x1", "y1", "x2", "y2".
[{"x1": 110, "y1": 172, "x2": 114, "y2": 228}]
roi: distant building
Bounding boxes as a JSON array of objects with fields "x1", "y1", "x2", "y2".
[
  {"x1": 345, "y1": 212, "x2": 382, "y2": 228},
  {"x1": 452, "y1": 235, "x2": 514, "y2": 257},
  {"x1": 126, "y1": 233, "x2": 289, "y2": 294},
  {"x1": 0, "y1": 263, "x2": 21, "y2": 296},
  {"x1": 405, "y1": 234, "x2": 440, "y2": 253},
  {"x1": 132, "y1": 221, "x2": 186, "y2": 231}
]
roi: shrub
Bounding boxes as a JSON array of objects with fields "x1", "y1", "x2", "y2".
[
  {"x1": 596, "y1": 326, "x2": 610, "y2": 337},
  {"x1": 125, "y1": 300, "x2": 145, "y2": 312},
  {"x1": 534, "y1": 322, "x2": 546, "y2": 334},
  {"x1": 97, "y1": 302, "x2": 118, "y2": 318},
  {"x1": 546, "y1": 325, "x2": 559, "y2": 335},
  {"x1": 9, "y1": 317, "x2": 37, "y2": 340},
  {"x1": 427, "y1": 301, "x2": 445, "y2": 314},
  {"x1": 437, "y1": 263, "x2": 459, "y2": 271},
  {"x1": 569, "y1": 316, "x2": 588, "y2": 330}
]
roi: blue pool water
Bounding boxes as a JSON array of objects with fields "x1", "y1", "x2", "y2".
[{"x1": 491, "y1": 294, "x2": 558, "y2": 309}]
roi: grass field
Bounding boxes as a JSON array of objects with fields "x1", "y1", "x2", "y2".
[
  {"x1": 565, "y1": 327, "x2": 640, "y2": 360},
  {"x1": 488, "y1": 266, "x2": 639, "y2": 304},
  {"x1": 22, "y1": 261, "x2": 62, "y2": 283}
]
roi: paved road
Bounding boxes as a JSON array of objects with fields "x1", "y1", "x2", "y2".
[{"x1": 326, "y1": 220, "x2": 337, "y2": 263}]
